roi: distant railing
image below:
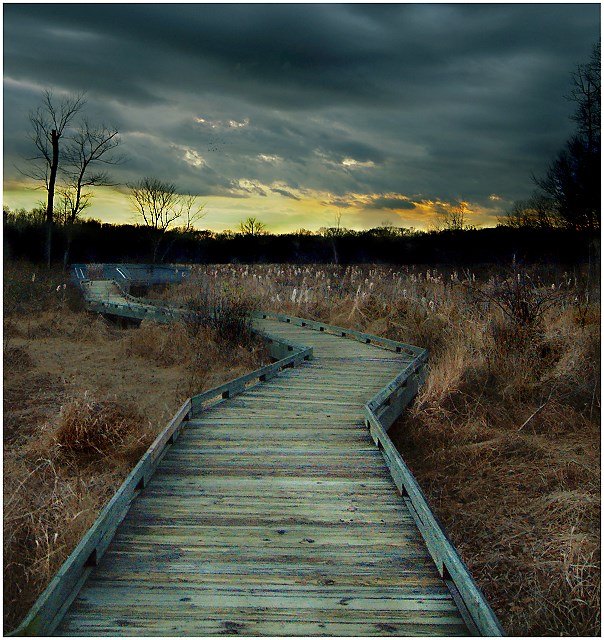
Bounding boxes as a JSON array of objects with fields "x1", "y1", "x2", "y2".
[{"x1": 70, "y1": 264, "x2": 191, "y2": 288}]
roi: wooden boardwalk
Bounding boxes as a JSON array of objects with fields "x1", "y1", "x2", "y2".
[
  {"x1": 53, "y1": 313, "x2": 466, "y2": 635},
  {"x1": 13, "y1": 273, "x2": 502, "y2": 636}
]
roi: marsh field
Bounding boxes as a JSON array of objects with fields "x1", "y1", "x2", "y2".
[{"x1": 4, "y1": 260, "x2": 601, "y2": 635}]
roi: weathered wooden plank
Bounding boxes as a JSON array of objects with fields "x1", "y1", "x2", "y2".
[
  {"x1": 125, "y1": 506, "x2": 414, "y2": 526},
  {"x1": 99, "y1": 553, "x2": 436, "y2": 573},
  {"x1": 58, "y1": 608, "x2": 469, "y2": 637},
  {"x1": 100, "y1": 522, "x2": 430, "y2": 546},
  {"x1": 66, "y1": 584, "x2": 461, "y2": 612},
  {"x1": 60, "y1": 621, "x2": 467, "y2": 637},
  {"x1": 179, "y1": 428, "x2": 373, "y2": 443},
  {"x1": 143, "y1": 476, "x2": 394, "y2": 495}
]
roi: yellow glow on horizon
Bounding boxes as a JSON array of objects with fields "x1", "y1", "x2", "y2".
[{"x1": 3, "y1": 179, "x2": 502, "y2": 233}]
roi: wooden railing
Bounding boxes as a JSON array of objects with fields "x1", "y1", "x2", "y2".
[
  {"x1": 364, "y1": 387, "x2": 504, "y2": 636},
  {"x1": 71, "y1": 263, "x2": 191, "y2": 286}
]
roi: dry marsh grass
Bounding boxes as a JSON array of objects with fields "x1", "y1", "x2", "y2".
[{"x1": 55, "y1": 394, "x2": 151, "y2": 461}]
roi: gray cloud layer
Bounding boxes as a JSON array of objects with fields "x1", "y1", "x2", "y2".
[{"x1": 4, "y1": 3, "x2": 600, "y2": 223}]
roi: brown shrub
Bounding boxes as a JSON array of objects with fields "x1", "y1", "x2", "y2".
[
  {"x1": 55, "y1": 395, "x2": 149, "y2": 461},
  {"x1": 122, "y1": 320, "x2": 191, "y2": 367}
]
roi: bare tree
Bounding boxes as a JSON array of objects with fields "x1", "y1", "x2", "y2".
[
  {"x1": 499, "y1": 193, "x2": 560, "y2": 229},
  {"x1": 432, "y1": 201, "x2": 470, "y2": 231},
  {"x1": 22, "y1": 90, "x2": 86, "y2": 265},
  {"x1": 238, "y1": 216, "x2": 267, "y2": 236},
  {"x1": 21, "y1": 90, "x2": 123, "y2": 264},
  {"x1": 129, "y1": 177, "x2": 205, "y2": 262},
  {"x1": 61, "y1": 121, "x2": 121, "y2": 224}
]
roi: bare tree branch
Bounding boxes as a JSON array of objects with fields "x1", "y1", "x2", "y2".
[
  {"x1": 129, "y1": 177, "x2": 205, "y2": 262},
  {"x1": 61, "y1": 121, "x2": 122, "y2": 223},
  {"x1": 238, "y1": 216, "x2": 267, "y2": 236}
]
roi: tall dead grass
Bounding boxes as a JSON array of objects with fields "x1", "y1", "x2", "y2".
[
  {"x1": 4, "y1": 457, "x2": 99, "y2": 628},
  {"x1": 55, "y1": 394, "x2": 151, "y2": 460},
  {"x1": 386, "y1": 274, "x2": 600, "y2": 635}
]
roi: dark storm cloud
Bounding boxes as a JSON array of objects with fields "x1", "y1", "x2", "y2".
[
  {"x1": 271, "y1": 188, "x2": 301, "y2": 201},
  {"x1": 371, "y1": 197, "x2": 417, "y2": 211},
  {"x1": 3, "y1": 3, "x2": 600, "y2": 220}
]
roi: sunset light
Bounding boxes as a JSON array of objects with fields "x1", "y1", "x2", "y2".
[{"x1": 3, "y1": 4, "x2": 599, "y2": 232}]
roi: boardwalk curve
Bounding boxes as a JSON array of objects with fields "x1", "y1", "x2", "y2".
[{"x1": 12, "y1": 269, "x2": 503, "y2": 637}]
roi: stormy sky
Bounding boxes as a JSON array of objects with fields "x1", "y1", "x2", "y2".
[{"x1": 3, "y1": 3, "x2": 600, "y2": 232}]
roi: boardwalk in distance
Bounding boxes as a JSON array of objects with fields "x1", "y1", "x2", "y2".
[{"x1": 54, "y1": 313, "x2": 470, "y2": 635}]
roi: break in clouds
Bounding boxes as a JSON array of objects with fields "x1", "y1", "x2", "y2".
[{"x1": 3, "y1": 3, "x2": 600, "y2": 227}]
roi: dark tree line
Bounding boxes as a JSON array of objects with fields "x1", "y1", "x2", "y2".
[
  {"x1": 4, "y1": 207, "x2": 597, "y2": 267},
  {"x1": 505, "y1": 44, "x2": 600, "y2": 231}
]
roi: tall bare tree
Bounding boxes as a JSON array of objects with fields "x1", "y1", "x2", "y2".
[
  {"x1": 238, "y1": 216, "x2": 267, "y2": 236},
  {"x1": 22, "y1": 90, "x2": 122, "y2": 264},
  {"x1": 129, "y1": 177, "x2": 205, "y2": 262},
  {"x1": 23, "y1": 90, "x2": 86, "y2": 265},
  {"x1": 535, "y1": 44, "x2": 601, "y2": 230},
  {"x1": 61, "y1": 121, "x2": 121, "y2": 224}
]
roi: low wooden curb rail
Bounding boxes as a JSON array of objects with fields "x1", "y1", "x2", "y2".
[
  {"x1": 364, "y1": 390, "x2": 503, "y2": 636},
  {"x1": 8, "y1": 329, "x2": 312, "y2": 637}
]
